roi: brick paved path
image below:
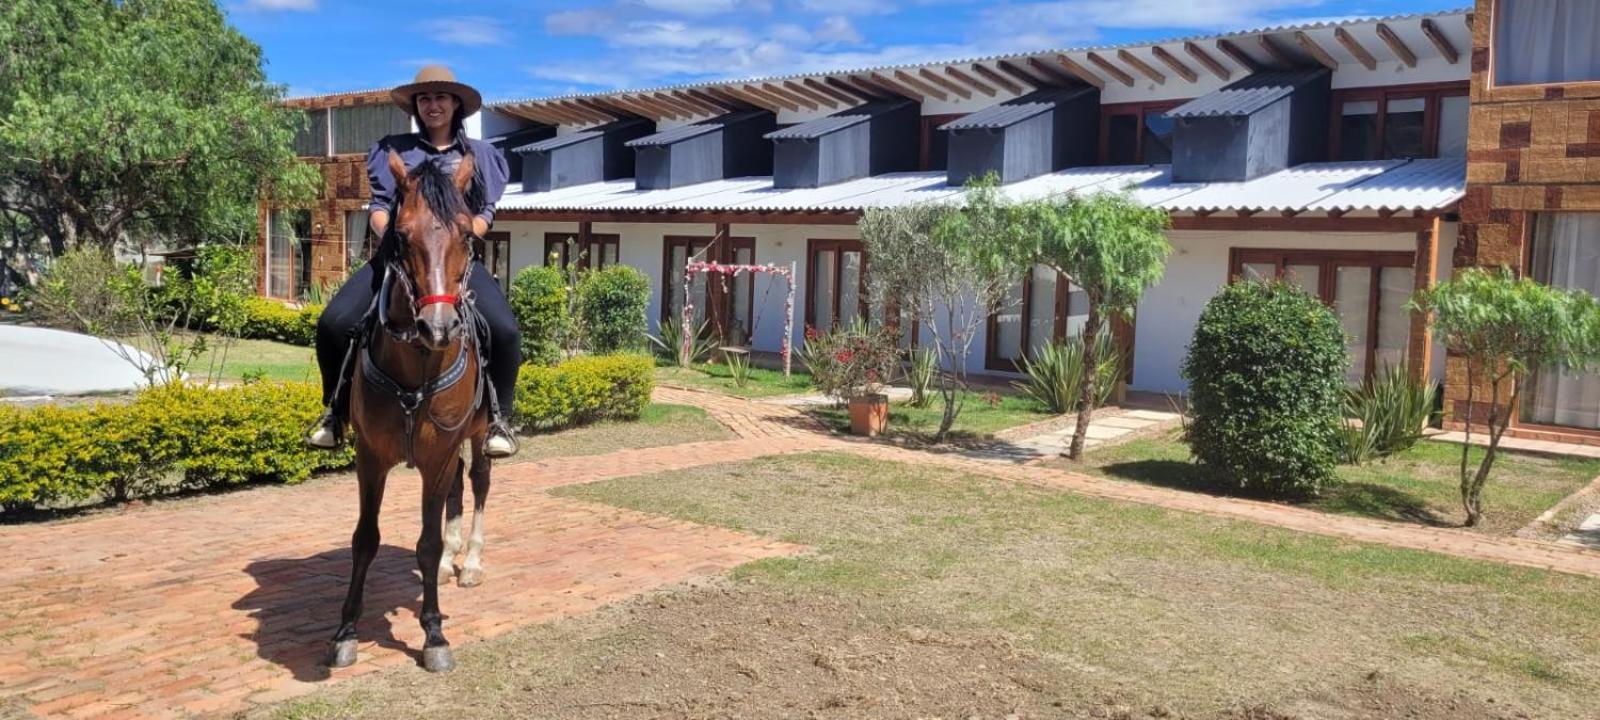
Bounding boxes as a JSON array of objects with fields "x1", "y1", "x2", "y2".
[
  {"x1": 0, "y1": 438, "x2": 816, "y2": 719},
  {"x1": 7, "y1": 386, "x2": 1600, "y2": 718}
]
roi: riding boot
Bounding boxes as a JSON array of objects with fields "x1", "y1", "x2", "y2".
[
  {"x1": 306, "y1": 409, "x2": 345, "y2": 450},
  {"x1": 484, "y1": 414, "x2": 518, "y2": 458}
]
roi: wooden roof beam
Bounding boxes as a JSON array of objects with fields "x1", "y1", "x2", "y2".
[
  {"x1": 544, "y1": 103, "x2": 594, "y2": 126},
  {"x1": 971, "y1": 63, "x2": 1026, "y2": 95},
  {"x1": 943, "y1": 65, "x2": 997, "y2": 96},
  {"x1": 1294, "y1": 31, "x2": 1340, "y2": 71},
  {"x1": 717, "y1": 86, "x2": 785, "y2": 113},
  {"x1": 1376, "y1": 23, "x2": 1417, "y2": 68},
  {"x1": 825, "y1": 76, "x2": 883, "y2": 102},
  {"x1": 804, "y1": 77, "x2": 859, "y2": 105},
  {"x1": 1215, "y1": 38, "x2": 1259, "y2": 73},
  {"x1": 1256, "y1": 35, "x2": 1295, "y2": 69},
  {"x1": 668, "y1": 90, "x2": 722, "y2": 116},
  {"x1": 698, "y1": 86, "x2": 759, "y2": 111},
  {"x1": 622, "y1": 94, "x2": 682, "y2": 120},
  {"x1": 1085, "y1": 52, "x2": 1135, "y2": 87},
  {"x1": 1050, "y1": 55, "x2": 1104, "y2": 90},
  {"x1": 918, "y1": 68, "x2": 970, "y2": 99},
  {"x1": 866, "y1": 72, "x2": 931, "y2": 102},
  {"x1": 1150, "y1": 46, "x2": 1198, "y2": 83},
  {"x1": 598, "y1": 96, "x2": 663, "y2": 121},
  {"x1": 994, "y1": 59, "x2": 1049, "y2": 90},
  {"x1": 1334, "y1": 27, "x2": 1377, "y2": 71},
  {"x1": 684, "y1": 88, "x2": 745, "y2": 112},
  {"x1": 1118, "y1": 49, "x2": 1166, "y2": 84},
  {"x1": 739, "y1": 84, "x2": 799, "y2": 112},
  {"x1": 559, "y1": 100, "x2": 614, "y2": 124},
  {"x1": 1420, "y1": 18, "x2": 1458, "y2": 64},
  {"x1": 892, "y1": 70, "x2": 948, "y2": 102},
  {"x1": 575, "y1": 97, "x2": 639, "y2": 121},
  {"x1": 762, "y1": 83, "x2": 817, "y2": 110},
  {"x1": 1185, "y1": 41, "x2": 1231, "y2": 81},
  {"x1": 648, "y1": 92, "x2": 706, "y2": 119},
  {"x1": 1023, "y1": 57, "x2": 1081, "y2": 88},
  {"x1": 781, "y1": 80, "x2": 841, "y2": 109}
]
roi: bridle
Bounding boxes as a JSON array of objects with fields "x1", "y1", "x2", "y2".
[{"x1": 377, "y1": 226, "x2": 475, "y2": 344}]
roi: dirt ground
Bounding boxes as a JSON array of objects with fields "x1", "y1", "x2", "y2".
[{"x1": 268, "y1": 452, "x2": 1599, "y2": 720}]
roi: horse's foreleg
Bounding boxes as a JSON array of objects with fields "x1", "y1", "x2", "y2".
[
  {"x1": 328, "y1": 454, "x2": 388, "y2": 668},
  {"x1": 417, "y1": 458, "x2": 455, "y2": 673},
  {"x1": 438, "y1": 463, "x2": 465, "y2": 585},
  {"x1": 459, "y1": 445, "x2": 490, "y2": 588}
]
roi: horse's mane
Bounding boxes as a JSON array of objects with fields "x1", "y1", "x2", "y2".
[{"x1": 405, "y1": 155, "x2": 472, "y2": 226}]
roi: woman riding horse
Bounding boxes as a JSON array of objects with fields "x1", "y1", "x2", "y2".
[{"x1": 307, "y1": 66, "x2": 520, "y2": 457}]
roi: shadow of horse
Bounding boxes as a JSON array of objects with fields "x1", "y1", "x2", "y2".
[{"x1": 233, "y1": 544, "x2": 429, "y2": 681}]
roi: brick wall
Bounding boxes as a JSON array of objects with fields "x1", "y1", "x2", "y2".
[
  {"x1": 257, "y1": 90, "x2": 391, "y2": 298},
  {"x1": 1450, "y1": 0, "x2": 1600, "y2": 439}
]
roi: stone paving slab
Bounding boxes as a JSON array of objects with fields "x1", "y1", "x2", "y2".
[
  {"x1": 1429, "y1": 431, "x2": 1600, "y2": 459},
  {"x1": 1095, "y1": 416, "x2": 1160, "y2": 430},
  {"x1": 0, "y1": 438, "x2": 814, "y2": 719}
]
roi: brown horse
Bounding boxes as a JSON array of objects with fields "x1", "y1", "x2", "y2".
[{"x1": 326, "y1": 150, "x2": 492, "y2": 674}]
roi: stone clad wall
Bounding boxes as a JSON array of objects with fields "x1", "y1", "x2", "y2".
[{"x1": 1450, "y1": 0, "x2": 1600, "y2": 441}]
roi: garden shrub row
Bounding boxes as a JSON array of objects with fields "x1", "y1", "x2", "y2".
[
  {"x1": 239, "y1": 296, "x2": 321, "y2": 346},
  {"x1": 514, "y1": 354, "x2": 654, "y2": 431},
  {"x1": 0, "y1": 382, "x2": 352, "y2": 511}
]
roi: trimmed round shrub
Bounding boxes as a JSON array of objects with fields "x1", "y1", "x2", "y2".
[
  {"x1": 509, "y1": 264, "x2": 570, "y2": 366},
  {"x1": 514, "y1": 354, "x2": 654, "y2": 431},
  {"x1": 577, "y1": 265, "x2": 651, "y2": 354},
  {"x1": 1181, "y1": 280, "x2": 1347, "y2": 497},
  {"x1": 240, "y1": 296, "x2": 321, "y2": 345}
]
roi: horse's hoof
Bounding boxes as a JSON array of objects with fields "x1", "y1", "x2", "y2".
[
  {"x1": 326, "y1": 639, "x2": 359, "y2": 668},
  {"x1": 422, "y1": 644, "x2": 455, "y2": 673},
  {"x1": 437, "y1": 564, "x2": 458, "y2": 585},
  {"x1": 457, "y1": 567, "x2": 485, "y2": 588}
]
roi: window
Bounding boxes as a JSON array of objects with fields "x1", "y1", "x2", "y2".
[
  {"x1": 663, "y1": 236, "x2": 754, "y2": 343},
  {"x1": 332, "y1": 105, "x2": 412, "y2": 155},
  {"x1": 1231, "y1": 249, "x2": 1415, "y2": 383},
  {"x1": 919, "y1": 114, "x2": 962, "y2": 171},
  {"x1": 1494, "y1": 0, "x2": 1600, "y2": 86},
  {"x1": 807, "y1": 239, "x2": 866, "y2": 332},
  {"x1": 344, "y1": 210, "x2": 371, "y2": 270},
  {"x1": 480, "y1": 232, "x2": 511, "y2": 290},
  {"x1": 267, "y1": 209, "x2": 310, "y2": 299},
  {"x1": 543, "y1": 233, "x2": 619, "y2": 270},
  {"x1": 1100, "y1": 102, "x2": 1182, "y2": 165},
  {"x1": 292, "y1": 109, "x2": 329, "y2": 157},
  {"x1": 1331, "y1": 85, "x2": 1469, "y2": 161},
  {"x1": 987, "y1": 265, "x2": 1089, "y2": 371},
  {"x1": 1522, "y1": 213, "x2": 1600, "y2": 429}
]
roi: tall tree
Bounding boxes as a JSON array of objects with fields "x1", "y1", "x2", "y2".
[
  {"x1": 1028, "y1": 192, "x2": 1171, "y2": 459},
  {"x1": 0, "y1": 0, "x2": 318, "y2": 254},
  {"x1": 1414, "y1": 267, "x2": 1600, "y2": 526}
]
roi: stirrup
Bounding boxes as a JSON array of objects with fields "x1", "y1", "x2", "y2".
[
  {"x1": 305, "y1": 411, "x2": 345, "y2": 450},
  {"x1": 484, "y1": 418, "x2": 518, "y2": 458}
]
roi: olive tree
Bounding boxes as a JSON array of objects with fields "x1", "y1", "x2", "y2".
[
  {"x1": 1027, "y1": 191, "x2": 1171, "y2": 459},
  {"x1": 1414, "y1": 267, "x2": 1600, "y2": 526},
  {"x1": 859, "y1": 178, "x2": 1032, "y2": 441}
]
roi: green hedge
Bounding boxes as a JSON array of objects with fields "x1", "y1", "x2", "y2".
[
  {"x1": 239, "y1": 296, "x2": 321, "y2": 345},
  {"x1": 0, "y1": 382, "x2": 351, "y2": 511},
  {"x1": 514, "y1": 354, "x2": 654, "y2": 431},
  {"x1": 509, "y1": 265, "x2": 570, "y2": 366},
  {"x1": 577, "y1": 265, "x2": 651, "y2": 354}
]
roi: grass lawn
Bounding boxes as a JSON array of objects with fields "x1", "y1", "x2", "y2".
[
  {"x1": 808, "y1": 391, "x2": 1057, "y2": 442},
  {"x1": 654, "y1": 361, "x2": 814, "y2": 398},
  {"x1": 502, "y1": 403, "x2": 730, "y2": 463},
  {"x1": 1049, "y1": 429, "x2": 1600, "y2": 536},
  {"x1": 271, "y1": 451, "x2": 1600, "y2": 720},
  {"x1": 118, "y1": 334, "x2": 318, "y2": 384}
]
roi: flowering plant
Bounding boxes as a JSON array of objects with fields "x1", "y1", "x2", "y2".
[{"x1": 800, "y1": 321, "x2": 900, "y2": 403}]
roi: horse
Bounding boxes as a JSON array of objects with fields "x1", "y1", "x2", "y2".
[{"x1": 326, "y1": 149, "x2": 493, "y2": 674}]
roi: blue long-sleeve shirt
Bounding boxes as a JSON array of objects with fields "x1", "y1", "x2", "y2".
[{"x1": 366, "y1": 132, "x2": 508, "y2": 228}]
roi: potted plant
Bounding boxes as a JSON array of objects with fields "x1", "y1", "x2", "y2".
[{"x1": 802, "y1": 322, "x2": 900, "y2": 437}]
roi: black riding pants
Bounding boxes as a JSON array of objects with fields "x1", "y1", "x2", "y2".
[{"x1": 315, "y1": 261, "x2": 521, "y2": 420}]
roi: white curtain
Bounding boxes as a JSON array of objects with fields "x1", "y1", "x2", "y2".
[
  {"x1": 1496, "y1": 0, "x2": 1600, "y2": 85},
  {"x1": 1525, "y1": 214, "x2": 1600, "y2": 428}
]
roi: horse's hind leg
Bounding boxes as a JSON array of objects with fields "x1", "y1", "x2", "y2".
[
  {"x1": 328, "y1": 454, "x2": 388, "y2": 668},
  {"x1": 438, "y1": 463, "x2": 464, "y2": 585},
  {"x1": 458, "y1": 444, "x2": 490, "y2": 588},
  {"x1": 417, "y1": 457, "x2": 456, "y2": 673}
]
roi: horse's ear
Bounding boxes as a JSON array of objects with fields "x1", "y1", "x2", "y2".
[
  {"x1": 452, "y1": 152, "x2": 475, "y2": 194},
  {"x1": 387, "y1": 150, "x2": 409, "y2": 196}
]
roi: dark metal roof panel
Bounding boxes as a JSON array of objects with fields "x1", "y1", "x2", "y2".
[
  {"x1": 765, "y1": 100, "x2": 915, "y2": 140},
  {"x1": 939, "y1": 87, "x2": 1094, "y2": 131},
  {"x1": 625, "y1": 110, "x2": 770, "y2": 147},
  {"x1": 515, "y1": 130, "x2": 600, "y2": 153},
  {"x1": 1166, "y1": 69, "x2": 1329, "y2": 118}
]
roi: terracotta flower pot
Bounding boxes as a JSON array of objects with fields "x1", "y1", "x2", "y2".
[{"x1": 848, "y1": 393, "x2": 889, "y2": 437}]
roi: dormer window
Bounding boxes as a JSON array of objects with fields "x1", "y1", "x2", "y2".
[
  {"x1": 1493, "y1": 0, "x2": 1600, "y2": 86},
  {"x1": 1330, "y1": 85, "x2": 1469, "y2": 161},
  {"x1": 1102, "y1": 102, "x2": 1182, "y2": 165}
]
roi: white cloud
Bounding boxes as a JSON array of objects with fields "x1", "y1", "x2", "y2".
[
  {"x1": 812, "y1": 16, "x2": 863, "y2": 44},
  {"x1": 423, "y1": 16, "x2": 511, "y2": 46},
  {"x1": 635, "y1": 0, "x2": 747, "y2": 15},
  {"x1": 546, "y1": 8, "x2": 616, "y2": 34},
  {"x1": 981, "y1": 0, "x2": 1329, "y2": 35},
  {"x1": 239, "y1": 0, "x2": 316, "y2": 11},
  {"x1": 796, "y1": 0, "x2": 895, "y2": 14},
  {"x1": 613, "y1": 20, "x2": 755, "y2": 49}
]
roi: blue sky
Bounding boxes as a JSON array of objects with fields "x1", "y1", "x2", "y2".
[{"x1": 230, "y1": 0, "x2": 1469, "y2": 102}]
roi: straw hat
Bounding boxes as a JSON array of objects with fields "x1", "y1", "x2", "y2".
[{"x1": 391, "y1": 65, "x2": 482, "y2": 117}]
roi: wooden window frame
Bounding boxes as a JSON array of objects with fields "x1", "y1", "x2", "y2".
[
  {"x1": 1098, "y1": 100, "x2": 1185, "y2": 165},
  {"x1": 1487, "y1": 0, "x2": 1600, "y2": 92},
  {"x1": 1228, "y1": 248, "x2": 1415, "y2": 382},
  {"x1": 1328, "y1": 82, "x2": 1469, "y2": 162},
  {"x1": 544, "y1": 231, "x2": 619, "y2": 270},
  {"x1": 984, "y1": 268, "x2": 1074, "y2": 373},
  {"x1": 805, "y1": 239, "x2": 869, "y2": 331},
  {"x1": 660, "y1": 234, "x2": 755, "y2": 336}
]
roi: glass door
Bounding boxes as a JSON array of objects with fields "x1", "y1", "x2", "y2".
[{"x1": 807, "y1": 239, "x2": 866, "y2": 333}]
